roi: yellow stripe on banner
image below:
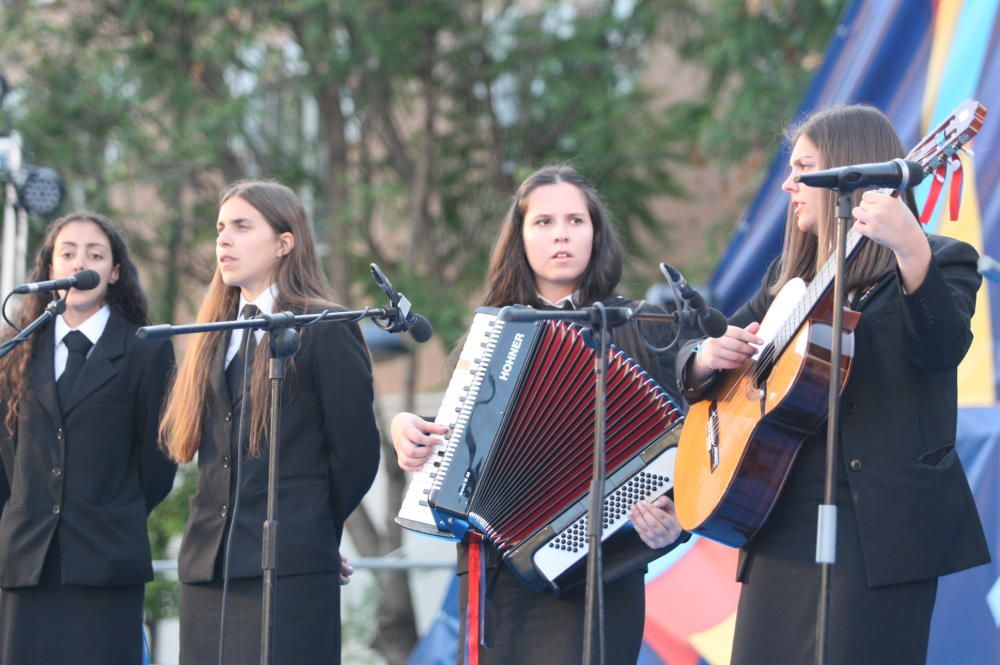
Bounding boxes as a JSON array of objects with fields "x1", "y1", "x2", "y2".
[
  {"x1": 935, "y1": 148, "x2": 997, "y2": 406},
  {"x1": 923, "y1": 0, "x2": 964, "y2": 131},
  {"x1": 688, "y1": 613, "x2": 737, "y2": 665}
]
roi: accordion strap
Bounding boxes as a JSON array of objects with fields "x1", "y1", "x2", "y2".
[{"x1": 465, "y1": 531, "x2": 486, "y2": 665}]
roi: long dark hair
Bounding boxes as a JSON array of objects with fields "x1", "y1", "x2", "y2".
[
  {"x1": 160, "y1": 180, "x2": 345, "y2": 462},
  {"x1": 483, "y1": 165, "x2": 624, "y2": 308},
  {"x1": 474, "y1": 165, "x2": 662, "y2": 373},
  {"x1": 772, "y1": 104, "x2": 919, "y2": 295},
  {"x1": 1, "y1": 211, "x2": 149, "y2": 435}
]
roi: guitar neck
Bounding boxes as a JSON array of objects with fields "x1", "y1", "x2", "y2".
[
  {"x1": 771, "y1": 228, "x2": 868, "y2": 355},
  {"x1": 766, "y1": 99, "x2": 986, "y2": 363}
]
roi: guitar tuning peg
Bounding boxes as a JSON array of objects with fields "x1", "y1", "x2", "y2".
[{"x1": 959, "y1": 145, "x2": 976, "y2": 157}]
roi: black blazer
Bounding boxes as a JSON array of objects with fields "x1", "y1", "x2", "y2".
[
  {"x1": 177, "y1": 316, "x2": 381, "y2": 583},
  {"x1": 0, "y1": 311, "x2": 177, "y2": 588},
  {"x1": 677, "y1": 235, "x2": 991, "y2": 587}
]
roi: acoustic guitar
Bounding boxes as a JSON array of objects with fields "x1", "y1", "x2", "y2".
[{"x1": 674, "y1": 100, "x2": 987, "y2": 547}]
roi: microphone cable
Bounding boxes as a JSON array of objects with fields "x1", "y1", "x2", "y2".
[{"x1": 217, "y1": 324, "x2": 256, "y2": 665}]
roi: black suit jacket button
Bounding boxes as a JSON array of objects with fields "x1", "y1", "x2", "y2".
[
  {"x1": 56, "y1": 428, "x2": 64, "y2": 440},
  {"x1": 842, "y1": 400, "x2": 856, "y2": 414},
  {"x1": 225, "y1": 412, "x2": 232, "y2": 423},
  {"x1": 222, "y1": 456, "x2": 231, "y2": 469},
  {"x1": 52, "y1": 504, "x2": 61, "y2": 514},
  {"x1": 51, "y1": 467, "x2": 62, "y2": 477},
  {"x1": 220, "y1": 504, "x2": 228, "y2": 518},
  {"x1": 849, "y1": 458, "x2": 863, "y2": 472}
]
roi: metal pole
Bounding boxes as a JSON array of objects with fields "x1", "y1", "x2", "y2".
[
  {"x1": 815, "y1": 194, "x2": 851, "y2": 665},
  {"x1": 1, "y1": 133, "x2": 23, "y2": 300},
  {"x1": 583, "y1": 304, "x2": 609, "y2": 665}
]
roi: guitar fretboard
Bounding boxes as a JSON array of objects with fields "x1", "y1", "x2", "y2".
[{"x1": 769, "y1": 228, "x2": 867, "y2": 359}]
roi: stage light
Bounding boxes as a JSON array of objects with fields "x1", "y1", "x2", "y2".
[{"x1": 16, "y1": 165, "x2": 64, "y2": 217}]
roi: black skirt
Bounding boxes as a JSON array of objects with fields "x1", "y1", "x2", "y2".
[
  {"x1": 179, "y1": 570, "x2": 342, "y2": 665},
  {"x1": 0, "y1": 535, "x2": 144, "y2": 665},
  {"x1": 731, "y1": 456, "x2": 938, "y2": 665}
]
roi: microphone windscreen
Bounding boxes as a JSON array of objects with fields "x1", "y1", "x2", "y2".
[
  {"x1": 408, "y1": 314, "x2": 434, "y2": 343},
  {"x1": 699, "y1": 308, "x2": 729, "y2": 338},
  {"x1": 72, "y1": 270, "x2": 102, "y2": 291}
]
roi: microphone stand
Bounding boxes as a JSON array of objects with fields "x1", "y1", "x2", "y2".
[
  {"x1": 138, "y1": 302, "x2": 417, "y2": 665},
  {"x1": 0, "y1": 296, "x2": 65, "y2": 359},
  {"x1": 497, "y1": 303, "x2": 686, "y2": 665},
  {"x1": 814, "y1": 190, "x2": 852, "y2": 665}
]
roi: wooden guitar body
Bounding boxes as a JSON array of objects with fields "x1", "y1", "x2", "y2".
[{"x1": 674, "y1": 280, "x2": 859, "y2": 547}]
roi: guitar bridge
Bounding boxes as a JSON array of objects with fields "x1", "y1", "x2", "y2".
[{"x1": 706, "y1": 403, "x2": 720, "y2": 472}]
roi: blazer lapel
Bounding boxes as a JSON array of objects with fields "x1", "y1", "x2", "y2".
[
  {"x1": 60, "y1": 312, "x2": 128, "y2": 417},
  {"x1": 29, "y1": 324, "x2": 63, "y2": 430}
]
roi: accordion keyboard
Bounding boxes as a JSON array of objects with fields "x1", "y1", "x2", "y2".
[{"x1": 395, "y1": 311, "x2": 500, "y2": 537}]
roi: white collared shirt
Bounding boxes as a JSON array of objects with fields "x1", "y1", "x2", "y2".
[
  {"x1": 537, "y1": 292, "x2": 578, "y2": 309},
  {"x1": 224, "y1": 285, "x2": 277, "y2": 368},
  {"x1": 54, "y1": 305, "x2": 111, "y2": 380}
]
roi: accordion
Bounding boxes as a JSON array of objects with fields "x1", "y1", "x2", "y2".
[{"x1": 396, "y1": 306, "x2": 683, "y2": 592}]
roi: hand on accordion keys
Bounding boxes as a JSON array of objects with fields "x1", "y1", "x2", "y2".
[
  {"x1": 391, "y1": 412, "x2": 449, "y2": 472},
  {"x1": 629, "y1": 495, "x2": 683, "y2": 550}
]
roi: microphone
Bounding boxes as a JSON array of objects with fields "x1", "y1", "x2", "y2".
[
  {"x1": 13, "y1": 269, "x2": 101, "y2": 295},
  {"x1": 796, "y1": 158, "x2": 925, "y2": 192},
  {"x1": 659, "y1": 263, "x2": 727, "y2": 338},
  {"x1": 404, "y1": 311, "x2": 433, "y2": 343},
  {"x1": 369, "y1": 263, "x2": 433, "y2": 343},
  {"x1": 978, "y1": 255, "x2": 1000, "y2": 283}
]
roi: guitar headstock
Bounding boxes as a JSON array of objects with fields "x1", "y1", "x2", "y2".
[{"x1": 906, "y1": 99, "x2": 988, "y2": 173}]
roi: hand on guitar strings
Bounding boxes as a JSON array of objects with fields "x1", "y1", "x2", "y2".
[
  {"x1": 390, "y1": 411, "x2": 449, "y2": 472},
  {"x1": 852, "y1": 190, "x2": 932, "y2": 292},
  {"x1": 691, "y1": 322, "x2": 764, "y2": 381},
  {"x1": 629, "y1": 495, "x2": 683, "y2": 550}
]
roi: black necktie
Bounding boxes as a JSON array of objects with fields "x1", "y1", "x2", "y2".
[
  {"x1": 226, "y1": 304, "x2": 260, "y2": 401},
  {"x1": 58, "y1": 330, "x2": 93, "y2": 408}
]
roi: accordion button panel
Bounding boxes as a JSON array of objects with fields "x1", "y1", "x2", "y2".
[{"x1": 531, "y1": 446, "x2": 677, "y2": 583}]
